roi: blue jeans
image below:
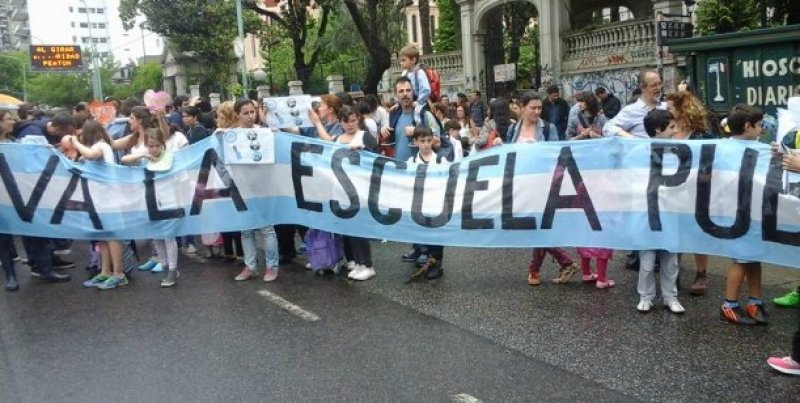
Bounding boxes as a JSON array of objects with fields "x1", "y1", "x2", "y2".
[{"x1": 241, "y1": 226, "x2": 279, "y2": 270}]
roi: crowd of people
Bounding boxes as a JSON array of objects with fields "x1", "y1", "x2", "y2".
[{"x1": 0, "y1": 44, "x2": 799, "y2": 376}]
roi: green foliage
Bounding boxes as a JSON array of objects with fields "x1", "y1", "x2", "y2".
[
  {"x1": 27, "y1": 73, "x2": 92, "y2": 107},
  {"x1": 120, "y1": 0, "x2": 261, "y2": 92},
  {"x1": 0, "y1": 51, "x2": 28, "y2": 99},
  {"x1": 694, "y1": 0, "x2": 759, "y2": 36},
  {"x1": 515, "y1": 25, "x2": 539, "y2": 89},
  {"x1": 434, "y1": 0, "x2": 458, "y2": 52},
  {"x1": 110, "y1": 61, "x2": 164, "y2": 99}
]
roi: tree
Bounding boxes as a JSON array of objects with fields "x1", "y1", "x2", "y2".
[
  {"x1": 434, "y1": 0, "x2": 458, "y2": 52},
  {"x1": 343, "y1": 0, "x2": 394, "y2": 95},
  {"x1": 503, "y1": 3, "x2": 537, "y2": 64},
  {"x1": 418, "y1": 0, "x2": 432, "y2": 54},
  {"x1": 694, "y1": 0, "x2": 758, "y2": 36},
  {"x1": 28, "y1": 73, "x2": 91, "y2": 107},
  {"x1": 244, "y1": 0, "x2": 336, "y2": 90},
  {"x1": 120, "y1": 0, "x2": 261, "y2": 93},
  {"x1": 112, "y1": 61, "x2": 164, "y2": 99},
  {"x1": 0, "y1": 51, "x2": 28, "y2": 100}
]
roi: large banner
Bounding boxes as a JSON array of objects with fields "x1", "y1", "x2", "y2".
[{"x1": 1, "y1": 133, "x2": 799, "y2": 268}]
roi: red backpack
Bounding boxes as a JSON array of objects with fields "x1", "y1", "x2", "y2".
[{"x1": 415, "y1": 63, "x2": 441, "y2": 103}]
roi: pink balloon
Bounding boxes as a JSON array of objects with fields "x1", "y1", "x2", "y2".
[{"x1": 143, "y1": 89, "x2": 171, "y2": 112}]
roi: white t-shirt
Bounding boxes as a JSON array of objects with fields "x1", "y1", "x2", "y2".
[
  {"x1": 407, "y1": 151, "x2": 447, "y2": 166},
  {"x1": 363, "y1": 118, "x2": 378, "y2": 139},
  {"x1": 450, "y1": 136, "x2": 463, "y2": 163},
  {"x1": 95, "y1": 141, "x2": 115, "y2": 164},
  {"x1": 370, "y1": 106, "x2": 390, "y2": 129},
  {"x1": 167, "y1": 131, "x2": 188, "y2": 151}
]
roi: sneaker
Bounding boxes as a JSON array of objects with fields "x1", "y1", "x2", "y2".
[
  {"x1": 305, "y1": 262, "x2": 312, "y2": 270},
  {"x1": 96, "y1": 275, "x2": 128, "y2": 290},
  {"x1": 582, "y1": 274, "x2": 598, "y2": 283},
  {"x1": 160, "y1": 270, "x2": 179, "y2": 288},
  {"x1": 527, "y1": 272, "x2": 541, "y2": 286},
  {"x1": 401, "y1": 250, "x2": 420, "y2": 262},
  {"x1": 53, "y1": 248, "x2": 72, "y2": 256},
  {"x1": 596, "y1": 279, "x2": 615, "y2": 289},
  {"x1": 720, "y1": 304, "x2": 757, "y2": 325},
  {"x1": 137, "y1": 259, "x2": 157, "y2": 271},
  {"x1": 263, "y1": 267, "x2": 278, "y2": 282},
  {"x1": 552, "y1": 264, "x2": 578, "y2": 284},
  {"x1": 150, "y1": 262, "x2": 164, "y2": 273},
  {"x1": 29, "y1": 266, "x2": 40, "y2": 277},
  {"x1": 346, "y1": 260, "x2": 357, "y2": 272},
  {"x1": 773, "y1": 290, "x2": 800, "y2": 308},
  {"x1": 347, "y1": 265, "x2": 363, "y2": 280},
  {"x1": 745, "y1": 303, "x2": 769, "y2": 325},
  {"x1": 637, "y1": 299, "x2": 654, "y2": 313},
  {"x1": 52, "y1": 257, "x2": 76, "y2": 269},
  {"x1": 82, "y1": 274, "x2": 109, "y2": 288},
  {"x1": 767, "y1": 356, "x2": 800, "y2": 376},
  {"x1": 13, "y1": 256, "x2": 21, "y2": 262},
  {"x1": 352, "y1": 266, "x2": 376, "y2": 281},
  {"x1": 184, "y1": 244, "x2": 197, "y2": 255},
  {"x1": 415, "y1": 254, "x2": 429, "y2": 267},
  {"x1": 665, "y1": 300, "x2": 685, "y2": 314},
  {"x1": 234, "y1": 268, "x2": 256, "y2": 281}
]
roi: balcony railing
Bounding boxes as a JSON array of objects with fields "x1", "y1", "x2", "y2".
[
  {"x1": 387, "y1": 50, "x2": 465, "y2": 86},
  {"x1": 564, "y1": 19, "x2": 656, "y2": 61}
]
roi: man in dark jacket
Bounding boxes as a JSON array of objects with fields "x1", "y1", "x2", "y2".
[
  {"x1": 595, "y1": 87, "x2": 622, "y2": 119},
  {"x1": 541, "y1": 85, "x2": 570, "y2": 140}
]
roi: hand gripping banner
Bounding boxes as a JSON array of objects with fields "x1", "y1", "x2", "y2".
[{"x1": 1, "y1": 132, "x2": 799, "y2": 269}]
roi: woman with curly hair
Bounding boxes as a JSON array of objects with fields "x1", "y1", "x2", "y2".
[
  {"x1": 666, "y1": 90, "x2": 716, "y2": 296},
  {"x1": 215, "y1": 101, "x2": 237, "y2": 130}
]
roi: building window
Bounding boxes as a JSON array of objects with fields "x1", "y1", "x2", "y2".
[
  {"x1": 69, "y1": 6, "x2": 73, "y2": 12},
  {"x1": 411, "y1": 15, "x2": 417, "y2": 43},
  {"x1": 88, "y1": 8, "x2": 95, "y2": 13},
  {"x1": 71, "y1": 22, "x2": 75, "y2": 27},
  {"x1": 72, "y1": 35, "x2": 77, "y2": 43},
  {"x1": 78, "y1": 7, "x2": 86, "y2": 13},
  {"x1": 80, "y1": 22, "x2": 88, "y2": 28},
  {"x1": 100, "y1": 37, "x2": 107, "y2": 43},
  {"x1": 431, "y1": 17, "x2": 436, "y2": 41},
  {"x1": 92, "y1": 23, "x2": 98, "y2": 28},
  {"x1": 92, "y1": 38, "x2": 99, "y2": 43},
  {"x1": 98, "y1": 23, "x2": 105, "y2": 28},
  {"x1": 97, "y1": 8, "x2": 104, "y2": 13},
  {"x1": 82, "y1": 37, "x2": 89, "y2": 43}
]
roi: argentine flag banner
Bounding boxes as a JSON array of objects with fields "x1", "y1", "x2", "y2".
[{"x1": 1, "y1": 132, "x2": 799, "y2": 269}]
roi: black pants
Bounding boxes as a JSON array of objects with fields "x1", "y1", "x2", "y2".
[
  {"x1": 276, "y1": 224, "x2": 298, "y2": 259},
  {"x1": 344, "y1": 236, "x2": 372, "y2": 267},
  {"x1": 222, "y1": 232, "x2": 242, "y2": 257},
  {"x1": 419, "y1": 244, "x2": 443, "y2": 261},
  {"x1": 21, "y1": 236, "x2": 55, "y2": 276},
  {"x1": 0, "y1": 234, "x2": 16, "y2": 280}
]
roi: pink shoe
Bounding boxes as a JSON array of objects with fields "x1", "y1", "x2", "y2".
[
  {"x1": 262, "y1": 267, "x2": 278, "y2": 282},
  {"x1": 234, "y1": 268, "x2": 256, "y2": 281},
  {"x1": 596, "y1": 279, "x2": 615, "y2": 289},
  {"x1": 767, "y1": 356, "x2": 800, "y2": 375},
  {"x1": 582, "y1": 274, "x2": 598, "y2": 283}
]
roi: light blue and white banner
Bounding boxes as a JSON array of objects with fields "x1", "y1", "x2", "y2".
[{"x1": 1, "y1": 132, "x2": 799, "y2": 268}]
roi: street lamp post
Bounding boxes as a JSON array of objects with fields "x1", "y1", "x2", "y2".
[
  {"x1": 235, "y1": 0, "x2": 249, "y2": 91},
  {"x1": 79, "y1": 0, "x2": 103, "y2": 101}
]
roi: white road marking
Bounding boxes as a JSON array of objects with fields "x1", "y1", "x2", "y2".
[
  {"x1": 450, "y1": 393, "x2": 482, "y2": 403},
  {"x1": 257, "y1": 290, "x2": 321, "y2": 322}
]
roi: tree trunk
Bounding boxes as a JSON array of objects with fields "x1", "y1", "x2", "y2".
[
  {"x1": 343, "y1": 0, "x2": 392, "y2": 95},
  {"x1": 418, "y1": 0, "x2": 432, "y2": 54}
]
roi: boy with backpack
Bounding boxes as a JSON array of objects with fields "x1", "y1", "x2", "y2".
[
  {"x1": 398, "y1": 44, "x2": 440, "y2": 124},
  {"x1": 405, "y1": 127, "x2": 447, "y2": 282}
]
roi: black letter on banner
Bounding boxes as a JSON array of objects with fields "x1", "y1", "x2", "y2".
[
  {"x1": 695, "y1": 145, "x2": 755, "y2": 239},
  {"x1": 762, "y1": 156, "x2": 800, "y2": 246},
  {"x1": 462, "y1": 155, "x2": 498, "y2": 229},
  {"x1": 411, "y1": 162, "x2": 459, "y2": 227},
  {"x1": 368, "y1": 157, "x2": 406, "y2": 225},
  {"x1": 145, "y1": 170, "x2": 185, "y2": 220},
  {"x1": 647, "y1": 143, "x2": 691, "y2": 231},
  {"x1": 330, "y1": 148, "x2": 360, "y2": 219},
  {"x1": 190, "y1": 149, "x2": 247, "y2": 215},
  {"x1": 50, "y1": 169, "x2": 102, "y2": 229},
  {"x1": 502, "y1": 152, "x2": 536, "y2": 230},
  {"x1": 541, "y1": 147, "x2": 600, "y2": 230},
  {"x1": 0, "y1": 154, "x2": 59, "y2": 222},
  {"x1": 291, "y1": 142, "x2": 323, "y2": 212}
]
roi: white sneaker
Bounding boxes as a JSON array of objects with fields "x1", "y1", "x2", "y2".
[
  {"x1": 305, "y1": 262, "x2": 312, "y2": 270},
  {"x1": 346, "y1": 260, "x2": 357, "y2": 272},
  {"x1": 665, "y1": 300, "x2": 685, "y2": 314},
  {"x1": 352, "y1": 266, "x2": 376, "y2": 281},
  {"x1": 637, "y1": 299, "x2": 654, "y2": 313},
  {"x1": 347, "y1": 265, "x2": 363, "y2": 279},
  {"x1": 185, "y1": 244, "x2": 197, "y2": 255}
]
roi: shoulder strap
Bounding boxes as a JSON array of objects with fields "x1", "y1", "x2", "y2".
[
  {"x1": 542, "y1": 121, "x2": 550, "y2": 140},
  {"x1": 436, "y1": 154, "x2": 443, "y2": 164}
]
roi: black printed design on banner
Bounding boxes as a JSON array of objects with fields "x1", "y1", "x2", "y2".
[
  {"x1": 762, "y1": 156, "x2": 800, "y2": 246},
  {"x1": 462, "y1": 155, "x2": 498, "y2": 229},
  {"x1": 541, "y1": 147, "x2": 600, "y2": 230},
  {"x1": 647, "y1": 143, "x2": 691, "y2": 231},
  {"x1": 50, "y1": 169, "x2": 102, "y2": 229},
  {"x1": 145, "y1": 170, "x2": 185, "y2": 221},
  {"x1": 330, "y1": 148, "x2": 360, "y2": 219},
  {"x1": 368, "y1": 157, "x2": 406, "y2": 225},
  {"x1": 695, "y1": 145, "x2": 756, "y2": 239},
  {"x1": 291, "y1": 142, "x2": 324, "y2": 212},
  {"x1": 0, "y1": 154, "x2": 59, "y2": 222},
  {"x1": 502, "y1": 152, "x2": 536, "y2": 230},
  {"x1": 190, "y1": 148, "x2": 247, "y2": 215},
  {"x1": 411, "y1": 162, "x2": 460, "y2": 228}
]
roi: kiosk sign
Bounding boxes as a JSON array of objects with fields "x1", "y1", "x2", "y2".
[{"x1": 29, "y1": 45, "x2": 83, "y2": 71}]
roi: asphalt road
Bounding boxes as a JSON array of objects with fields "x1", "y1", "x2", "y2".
[{"x1": 0, "y1": 240, "x2": 798, "y2": 402}]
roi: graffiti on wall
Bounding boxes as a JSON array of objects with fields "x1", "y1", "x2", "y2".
[{"x1": 561, "y1": 68, "x2": 641, "y2": 105}]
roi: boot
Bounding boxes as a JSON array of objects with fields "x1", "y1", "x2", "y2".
[{"x1": 689, "y1": 272, "x2": 707, "y2": 296}]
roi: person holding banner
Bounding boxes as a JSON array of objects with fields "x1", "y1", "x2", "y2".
[
  {"x1": 213, "y1": 101, "x2": 244, "y2": 263},
  {"x1": 232, "y1": 99, "x2": 280, "y2": 282},
  {"x1": 719, "y1": 105, "x2": 768, "y2": 326},
  {"x1": 0, "y1": 109, "x2": 20, "y2": 290},
  {"x1": 310, "y1": 105, "x2": 379, "y2": 281},
  {"x1": 666, "y1": 90, "x2": 717, "y2": 297}
]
